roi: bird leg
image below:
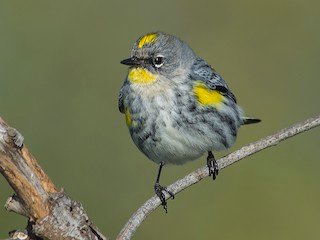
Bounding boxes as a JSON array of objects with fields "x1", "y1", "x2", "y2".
[
  {"x1": 207, "y1": 151, "x2": 219, "y2": 180},
  {"x1": 154, "y1": 161, "x2": 174, "y2": 213}
]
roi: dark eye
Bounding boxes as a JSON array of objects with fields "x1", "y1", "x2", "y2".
[{"x1": 153, "y1": 55, "x2": 164, "y2": 68}]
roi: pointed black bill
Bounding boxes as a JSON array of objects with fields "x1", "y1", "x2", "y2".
[{"x1": 120, "y1": 57, "x2": 140, "y2": 66}]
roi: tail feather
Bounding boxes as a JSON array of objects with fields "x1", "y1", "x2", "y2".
[{"x1": 241, "y1": 117, "x2": 261, "y2": 125}]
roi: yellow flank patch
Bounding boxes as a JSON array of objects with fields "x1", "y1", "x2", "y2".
[
  {"x1": 138, "y1": 33, "x2": 157, "y2": 48},
  {"x1": 125, "y1": 108, "x2": 132, "y2": 127},
  {"x1": 128, "y1": 68, "x2": 156, "y2": 84},
  {"x1": 194, "y1": 82, "x2": 224, "y2": 107}
]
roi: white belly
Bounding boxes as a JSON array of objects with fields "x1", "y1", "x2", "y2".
[
  {"x1": 151, "y1": 114, "x2": 205, "y2": 164},
  {"x1": 127, "y1": 80, "x2": 233, "y2": 165}
]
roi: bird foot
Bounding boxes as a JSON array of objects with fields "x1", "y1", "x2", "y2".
[
  {"x1": 207, "y1": 153, "x2": 219, "y2": 180},
  {"x1": 154, "y1": 183, "x2": 174, "y2": 213}
]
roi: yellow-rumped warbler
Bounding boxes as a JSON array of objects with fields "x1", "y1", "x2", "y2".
[{"x1": 119, "y1": 32, "x2": 260, "y2": 212}]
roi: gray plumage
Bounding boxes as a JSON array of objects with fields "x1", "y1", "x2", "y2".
[{"x1": 119, "y1": 32, "x2": 260, "y2": 165}]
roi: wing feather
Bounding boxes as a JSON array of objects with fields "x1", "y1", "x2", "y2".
[
  {"x1": 190, "y1": 58, "x2": 237, "y2": 103},
  {"x1": 118, "y1": 79, "x2": 129, "y2": 114}
]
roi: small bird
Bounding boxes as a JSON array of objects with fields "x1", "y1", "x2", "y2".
[{"x1": 119, "y1": 32, "x2": 260, "y2": 212}]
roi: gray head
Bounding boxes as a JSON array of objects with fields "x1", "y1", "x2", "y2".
[{"x1": 121, "y1": 32, "x2": 196, "y2": 81}]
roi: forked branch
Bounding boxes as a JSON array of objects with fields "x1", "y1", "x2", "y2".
[{"x1": 0, "y1": 117, "x2": 107, "y2": 240}]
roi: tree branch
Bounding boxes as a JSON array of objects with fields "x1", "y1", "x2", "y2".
[
  {"x1": 1, "y1": 114, "x2": 319, "y2": 240},
  {"x1": 5, "y1": 194, "x2": 29, "y2": 218},
  {"x1": 0, "y1": 117, "x2": 108, "y2": 240},
  {"x1": 116, "y1": 115, "x2": 320, "y2": 240}
]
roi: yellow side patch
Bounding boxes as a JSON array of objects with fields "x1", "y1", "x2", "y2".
[
  {"x1": 125, "y1": 108, "x2": 132, "y2": 127},
  {"x1": 194, "y1": 82, "x2": 224, "y2": 107},
  {"x1": 128, "y1": 68, "x2": 156, "y2": 84},
  {"x1": 138, "y1": 33, "x2": 157, "y2": 48}
]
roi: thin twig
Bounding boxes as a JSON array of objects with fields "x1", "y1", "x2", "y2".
[
  {"x1": 117, "y1": 115, "x2": 320, "y2": 240},
  {"x1": 5, "y1": 194, "x2": 29, "y2": 217}
]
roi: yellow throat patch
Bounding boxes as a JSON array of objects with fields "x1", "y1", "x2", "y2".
[
  {"x1": 194, "y1": 82, "x2": 224, "y2": 107},
  {"x1": 128, "y1": 68, "x2": 156, "y2": 84},
  {"x1": 138, "y1": 33, "x2": 157, "y2": 49}
]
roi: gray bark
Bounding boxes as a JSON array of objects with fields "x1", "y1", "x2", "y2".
[{"x1": 0, "y1": 117, "x2": 108, "y2": 240}]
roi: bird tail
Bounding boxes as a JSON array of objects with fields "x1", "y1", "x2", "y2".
[{"x1": 241, "y1": 117, "x2": 261, "y2": 125}]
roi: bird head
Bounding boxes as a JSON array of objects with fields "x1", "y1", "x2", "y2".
[{"x1": 121, "y1": 32, "x2": 195, "y2": 85}]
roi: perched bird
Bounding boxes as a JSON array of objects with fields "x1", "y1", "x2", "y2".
[{"x1": 119, "y1": 32, "x2": 260, "y2": 212}]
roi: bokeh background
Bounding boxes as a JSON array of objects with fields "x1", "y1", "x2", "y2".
[{"x1": 0, "y1": 1, "x2": 319, "y2": 239}]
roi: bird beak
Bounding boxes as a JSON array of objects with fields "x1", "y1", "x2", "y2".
[{"x1": 120, "y1": 57, "x2": 140, "y2": 66}]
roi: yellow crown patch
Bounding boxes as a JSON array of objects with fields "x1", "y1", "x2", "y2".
[{"x1": 138, "y1": 33, "x2": 157, "y2": 49}]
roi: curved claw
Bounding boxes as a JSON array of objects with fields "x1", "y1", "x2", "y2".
[{"x1": 154, "y1": 183, "x2": 175, "y2": 213}]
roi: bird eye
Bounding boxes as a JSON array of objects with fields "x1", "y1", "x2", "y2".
[{"x1": 153, "y1": 55, "x2": 164, "y2": 68}]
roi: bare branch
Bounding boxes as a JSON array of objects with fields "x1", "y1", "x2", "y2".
[
  {"x1": 117, "y1": 115, "x2": 320, "y2": 240},
  {"x1": 5, "y1": 194, "x2": 29, "y2": 217},
  {"x1": 1, "y1": 113, "x2": 319, "y2": 240},
  {"x1": 0, "y1": 117, "x2": 108, "y2": 240}
]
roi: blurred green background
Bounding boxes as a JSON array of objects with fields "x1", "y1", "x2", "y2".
[{"x1": 0, "y1": 1, "x2": 319, "y2": 239}]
